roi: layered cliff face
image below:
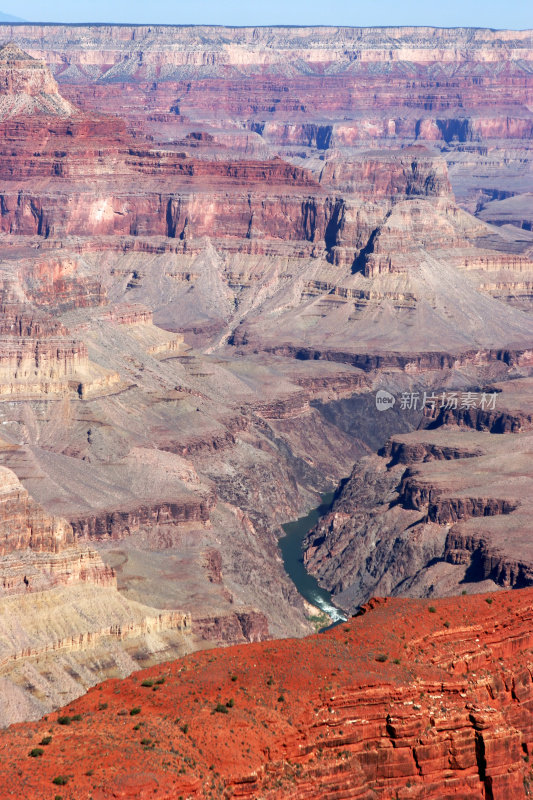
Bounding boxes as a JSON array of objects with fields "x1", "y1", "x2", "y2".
[
  {"x1": 304, "y1": 377, "x2": 533, "y2": 612},
  {"x1": 0, "y1": 37, "x2": 529, "y2": 363},
  {"x1": 4, "y1": 26, "x2": 530, "y2": 134},
  {"x1": 3, "y1": 590, "x2": 533, "y2": 798},
  {"x1": 0, "y1": 463, "x2": 196, "y2": 726},
  {"x1": 0, "y1": 298, "x2": 118, "y2": 398}
]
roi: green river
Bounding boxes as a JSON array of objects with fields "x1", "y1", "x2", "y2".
[{"x1": 279, "y1": 492, "x2": 347, "y2": 626}]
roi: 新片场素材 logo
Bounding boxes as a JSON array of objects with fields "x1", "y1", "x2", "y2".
[
  {"x1": 375, "y1": 389, "x2": 396, "y2": 411},
  {"x1": 375, "y1": 389, "x2": 498, "y2": 412}
]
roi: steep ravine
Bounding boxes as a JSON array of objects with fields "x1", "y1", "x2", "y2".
[{"x1": 279, "y1": 492, "x2": 347, "y2": 624}]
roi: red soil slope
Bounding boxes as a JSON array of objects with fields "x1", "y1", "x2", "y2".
[{"x1": 2, "y1": 590, "x2": 533, "y2": 798}]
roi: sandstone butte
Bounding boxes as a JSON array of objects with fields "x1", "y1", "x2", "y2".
[{"x1": 1, "y1": 590, "x2": 533, "y2": 799}]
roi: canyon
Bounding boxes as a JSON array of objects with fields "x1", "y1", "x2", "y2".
[{"x1": 0, "y1": 22, "x2": 528, "y2": 768}]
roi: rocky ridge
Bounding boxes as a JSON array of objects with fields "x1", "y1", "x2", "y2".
[
  {"x1": 304, "y1": 377, "x2": 533, "y2": 612},
  {"x1": 2, "y1": 590, "x2": 533, "y2": 797}
]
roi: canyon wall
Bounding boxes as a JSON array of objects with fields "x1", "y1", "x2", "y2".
[{"x1": 304, "y1": 377, "x2": 533, "y2": 611}]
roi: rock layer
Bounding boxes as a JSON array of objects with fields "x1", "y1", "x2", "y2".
[{"x1": 3, "y1": 591, "x2": 533, "y2": 797}]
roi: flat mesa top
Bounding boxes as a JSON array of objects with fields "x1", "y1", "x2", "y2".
[{"x1": 0, "y1": 23, "x2": 530, "y2": 35}]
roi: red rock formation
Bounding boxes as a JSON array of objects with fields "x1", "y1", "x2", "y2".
[
  {"x1": 193, "y1": 610, "x2": 270, "y2": 644},
  {"x1": 3, "y1": 591, "x2": 533, "y2": 798},
  {"x1": 8, "y1": 25, "x2": 527, "y2": 132},
  {"x1": 21, "y1": 258, "x2": 106, "y2": 310},
  {"x1": 0, "y1": 42, "x2": 75, "y2": 119}
]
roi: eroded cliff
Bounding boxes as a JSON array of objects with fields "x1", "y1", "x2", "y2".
[{"x1": 2, "y1": 590, "x2": 533, "y2": 798}]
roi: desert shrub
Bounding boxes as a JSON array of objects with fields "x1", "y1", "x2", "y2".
[
  {"x1": 130, "y1": 707, "x2": 141, "y2": 716},
  {"x1": 214, "y1": 703, "x2": 228, "y2": 714},
  {"x1": 57, "y1": 716, "x2": 71, "y2": 726},
  {"x1": 428, "y1": 606, "x2": 436, "y2": 613},
  {"x1": 376, "y1": 654, "x2": 388, "y2": 662},
  {"x1": 52, "y1": 776, "x2": 68, "y2": 786},
  {"x1": 29, "y1": 748, "x2": 44, "y2": 758},
  {"x1": 40, "y1": 736, "x2": 52, "y2": 746},
  {"x1": 141, "y1": 679, "x2": 154, "y2": 687}
]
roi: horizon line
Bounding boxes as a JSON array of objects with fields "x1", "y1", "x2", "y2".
[{"x1": 0, "y1": 22, "x2": 531, "y2": 32}]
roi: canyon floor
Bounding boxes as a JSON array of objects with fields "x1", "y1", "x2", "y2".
[{"x1": 0, "y1": 25, "x2": 530, "y2": 787}]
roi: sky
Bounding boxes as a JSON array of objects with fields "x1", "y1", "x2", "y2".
[{"x1": 0, "y1": 0, "x2": 531, "y2": 29}]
